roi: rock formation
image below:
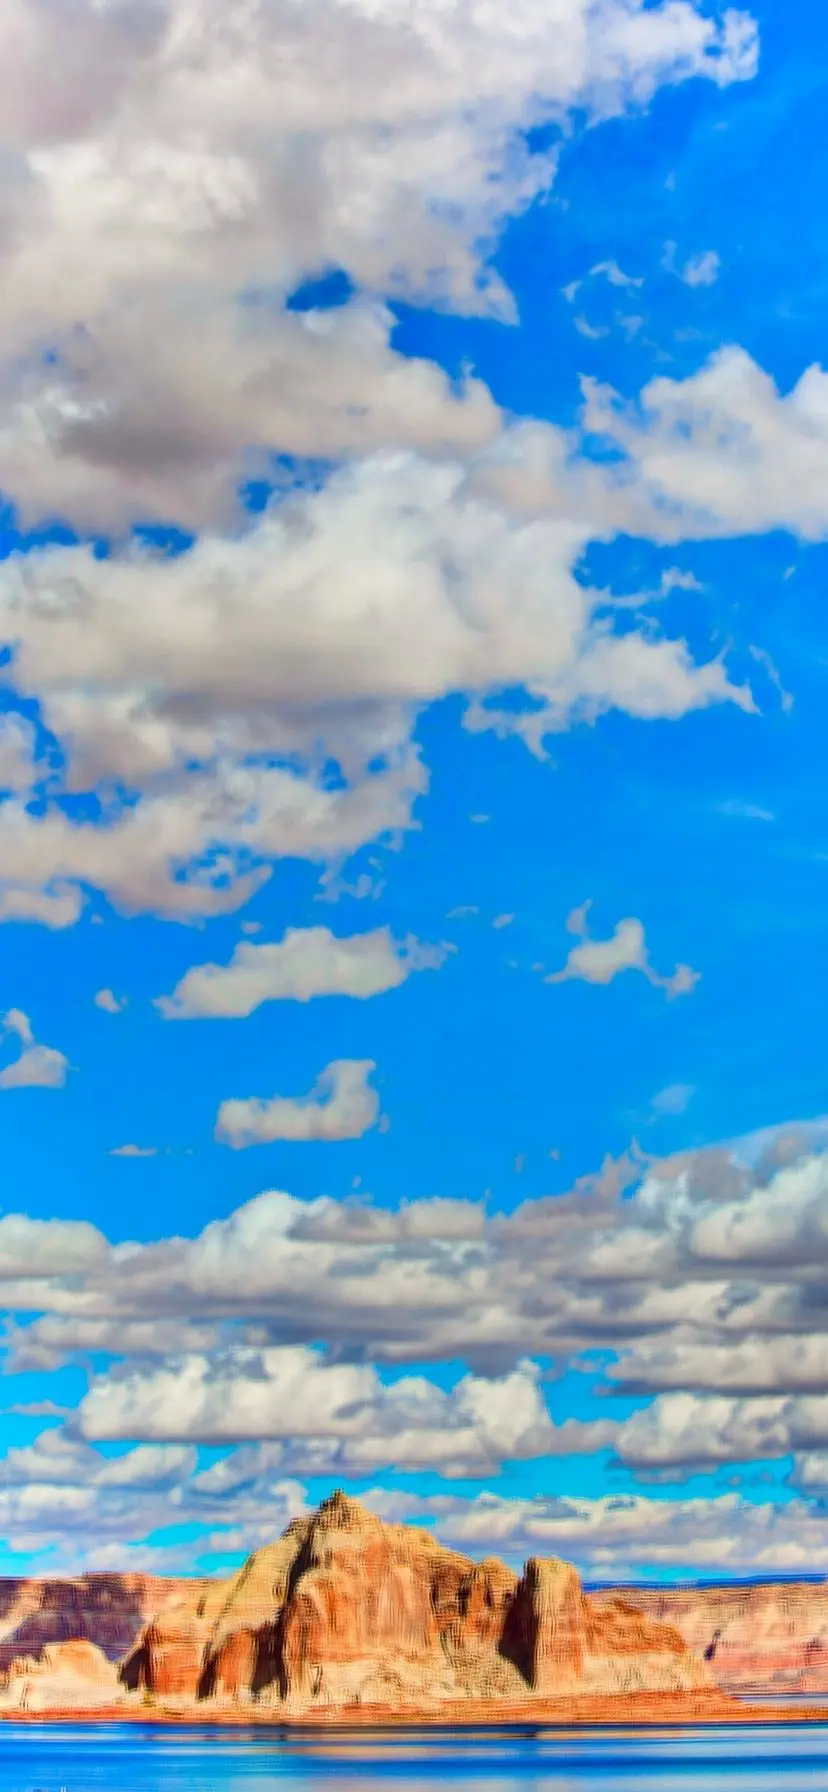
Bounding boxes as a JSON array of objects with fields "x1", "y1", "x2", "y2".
[
  {"x1": 10, "y1": 1494, "x2": 828, "y2": 1718},
  {"x1": 592, "y1": 1579, "x2": 828, "y2": 1697},
  {"x1": 504, "y1": 1558, "x2": 585, "y2": 1694},
  {"x1": 0, "y1": 1571, "x2": 201, "y2": 1674},
  {"x1": 0, "y1": 1639, "x2": 124, "y2": 1711},
  {"x1": 119, "y1": 1491, "x2": 710, "y2": 1715}
]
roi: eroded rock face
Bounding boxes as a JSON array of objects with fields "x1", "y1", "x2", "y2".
[
  {"x1": 0, "y1": 1639, "x2": 124, "y2": 1711},
  {"x1": 0, "y1": 1572, "x2": 190, "y2": 1674},
  {"x1": 591, "y1": 1581, "x2": 828, "y2": 1695},
  {"x1": 503, "y1": 1557, "x2": 585, "y2": 1694},
  {"x1": 276, "y1": 1492, "x2": 472, "y2": 1704},
  {"x1": 122, "y1": 1493, "x2": 711, "y2": 1713},
  {"x1": 121, "y1": 1575, "x2": 232, "y2": 1698},
  {"x1": 0, "y1": 1495, "x2": 719, "y2": 1715}
]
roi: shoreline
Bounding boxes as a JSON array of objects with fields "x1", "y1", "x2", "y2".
[{"x1": 5, "y1": 1692, "x2": 828, "y2": 1729}]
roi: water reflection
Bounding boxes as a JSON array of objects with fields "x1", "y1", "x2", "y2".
[{"x1": 3, "y1": 1725, "x2": 828, "y2": 1792}]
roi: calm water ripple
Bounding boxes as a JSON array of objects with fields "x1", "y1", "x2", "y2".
[{"x1": 3, "y1": 1725, "x2": 828, "y2": 1792}]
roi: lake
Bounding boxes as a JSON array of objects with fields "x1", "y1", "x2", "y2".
[{"x1": 4, "y1": 1725, "x2": 828, "y2": 1792}]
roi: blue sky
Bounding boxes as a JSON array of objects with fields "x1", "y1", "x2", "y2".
[{"x1": 2, "y1": 0, "x2": 828, "y2": 1583}]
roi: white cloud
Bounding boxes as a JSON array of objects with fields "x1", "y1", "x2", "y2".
[
  {"x1": 3, "y1": 1009, "x2": 33, "y2": 1048},
  {"x1": 215, "y1": 1058, "x2": 380, "y2": 1148},
  {"x1": 680, "y1": 249, "x2": 720, "y2": 287},
  {"x1": 75, "y1": 1347, "x2": 603, "y2": 1473},
  {"x1": 94, "y1": 987, "x2": 126, "y2": 1014},
  {"x1": 109, "y1": 1144, "x2": 157, "y2": 1158},
  {"x1": 0, "y1": 1212, "x2": 107, "y2": 1279},
  {"x1": 0, "y1": 1008, "x2": 68, "y2": 1089},
  {"x1": 0, "y1": 0, "x2": 763, "y2": 935},
  {"x1": 581, "y1": 347, "x2": 828, "y2": 543},
  {"x1": 157, "y1": 925, "x2": 445, "y2": 1019},
  {"x1": 0, "y1": 883, "x2": 84, "y2": 928},
  {"x1": 609, "y1": 1330, "x2": 828, "y2": 1396},
  {"x1": 17, "y1": 1134, "x2": 828, "y2": 1522},
  {"x1": 589, "y1": 261, "x2": 644, "y2": 289},
  {"x1": 0, "y1": 713, "x2": 40, "y2": 793},
  {"x1": 0, "y1": 449, "x2": 753, "y2": 927},
  {"x1": 612, "y1": 1389, "x2": 828, "y2": 1469},
  {"x1": 0, "y1": 303, "x2": 501, "y2": 538},
  {"x1": 0, "y1": 756, "x2": 420, "y2": 925},
  {"x1": 7, "y1": 1315, "x2": 223, "y2": 1372},
  {"x1": 10, "y1": 1130, "x2": 828, "y2": 1403},
  {"x1": 5, "y1": 1434, "x2": 828, "y2": 1578},
  {"x1": 790, "y1": 1453, "x2": 828, "y2": 1490},
  {"x1": 750, "y1": 642, "x2": 794, "y2": 713},
  {"x1": 0, "y1": 0, "x2": 755, "y2": 535},
  {"x1": 5, "y1": 1461, "x2": 828, "y2": 1580},
  {"x1": 0, "y1": 1427, "x2": 300, "y2": 1569},
  {"x1": 375, "y1": 1487, "x2": 828, "y2": 1577},
  {"x1": 547, "y1": 908, "x2": 699, "y2": 997},
  {"x1": 0, "y1": 1428, "x2": 195, "y2": 1492}
]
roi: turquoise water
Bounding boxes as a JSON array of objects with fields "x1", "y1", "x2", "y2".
[{"x1": 2, "y1": 1726, "x2": 828, "y2": 1792}]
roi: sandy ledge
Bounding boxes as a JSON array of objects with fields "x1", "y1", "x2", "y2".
[{"x1": 4, "y1": 1693, "x2": 828, "y2": 1728}]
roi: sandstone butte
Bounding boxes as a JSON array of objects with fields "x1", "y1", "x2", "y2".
[{"x1": 0, "y1": 1491, "x2": 826, "y2": 1725}]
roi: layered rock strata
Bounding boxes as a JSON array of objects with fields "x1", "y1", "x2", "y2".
[
  {"x1": 8, "y1": 1494, "x2": 825, "y2": 1716},
  {"x1": 120, "y1": 1491, "x2": 709, "y2": 1714},
  {"x1": 593, "y1": 1580, "x2": 828, "y2": 1697}
]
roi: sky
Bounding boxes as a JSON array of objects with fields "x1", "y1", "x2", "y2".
[{"x1": 4, "y1": 0, "x2": 828, "y2": 1587}]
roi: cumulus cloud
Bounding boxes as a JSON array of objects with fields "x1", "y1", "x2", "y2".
[
  {"x1": 547, "y1": 904, "x2": 700, "y2": 997},
  {"x1": 790, "y1": 1453, "x2": 828, "y2": 1491},
  {"x1": 1, "y1": 1440, "x2": 827, "y2": 1578},
  {"x1": 0, "y1": 755, "x2": 420, "y2": 925},
  {"x1": 0, "y1": 883, "x2": 84, "y2": 929},
  {"x1": 10, "y1": 1128, "x2": 828, "y2": 1418},
  {"x1": 7, "y1": 1314, "x2": 224, "y2": 1372},
  {"x1": 157, "y1": 925, "x2": 446, "y2": 1019},
  {"x1": 609, "y1": 1330, "x2": 828, "y2": 1396},
  {"x1": 0, "y1": 1422, "x2": 307, "y2": 1568},
  {"x1": 0, "y1": 1427, "x2": 196, "y2": 1492},
  {"x1": 0, "y1": 0, "x2": 765, "y2": 933},
  {"x1": 0, "y1": 0, "x2": 756, "y2": 534},
  {"x1": 611, "y1": 1389, "x2": 828, "y2": 1469},
  {"x1": 216, "y1": 1058, "x2": 380, "y2": 1149},
  {"x1": 0, "y1": 1212, "x2": 107, "y2": 1279},
  {"x1": 375, "y1": 1487, "x2": 828, "y2": 1577},
  {"x1": 17, "y1": 1135, "x2": 828, "y2": 1564},
  {"x1": 75, "y1": 1346, "x2": 606, "y2": 1474},
  {"x1": 0, "y1": 450, "x2": 753, "y2": 926},
  {"x1": 0, "y1": 1008, "x2": 68, "y2": 1089},
  {"x1": 581, "y1": 348, "x2": 828, "y2": 543}
]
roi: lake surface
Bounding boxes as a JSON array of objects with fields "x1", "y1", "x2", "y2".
[{"x1": 4, "y1": 1725, "x2": 828, "y2": 1792}]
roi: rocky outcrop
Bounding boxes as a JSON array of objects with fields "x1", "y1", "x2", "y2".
[
  {"x1": 592, "y1": 1580, "x2": 828, "y2": 1696},
  {"x1": 0, "y1": 1572, "x2": 198, "y2": 1675},
  {"x1": 503, "y1": 1557, "x2": 584, "y2": 1694},
  {"x1": 0, "y1": 1639, "x2": 124, "y2": 1711},
  {"x1": 120, "y1": 1492, "x2": 711, "y2": 1715},
  {"x1": 13, "y1": 1496, "x2": 816, "y2": 1718}
]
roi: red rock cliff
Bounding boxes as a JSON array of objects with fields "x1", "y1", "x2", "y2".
[
  {"x1": 121, "y1": 1492, "x2": 710, "y2": 1714},
  {"x1": 0, "y1": 1572, "x2": 196, "y2": 1676},
  {"x1": 10, "y1": 1496, "x2": 823, "y2": 1715},
  {"x1": 591, "y1": 1579, "x2": 828, "y2": 1696}
]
